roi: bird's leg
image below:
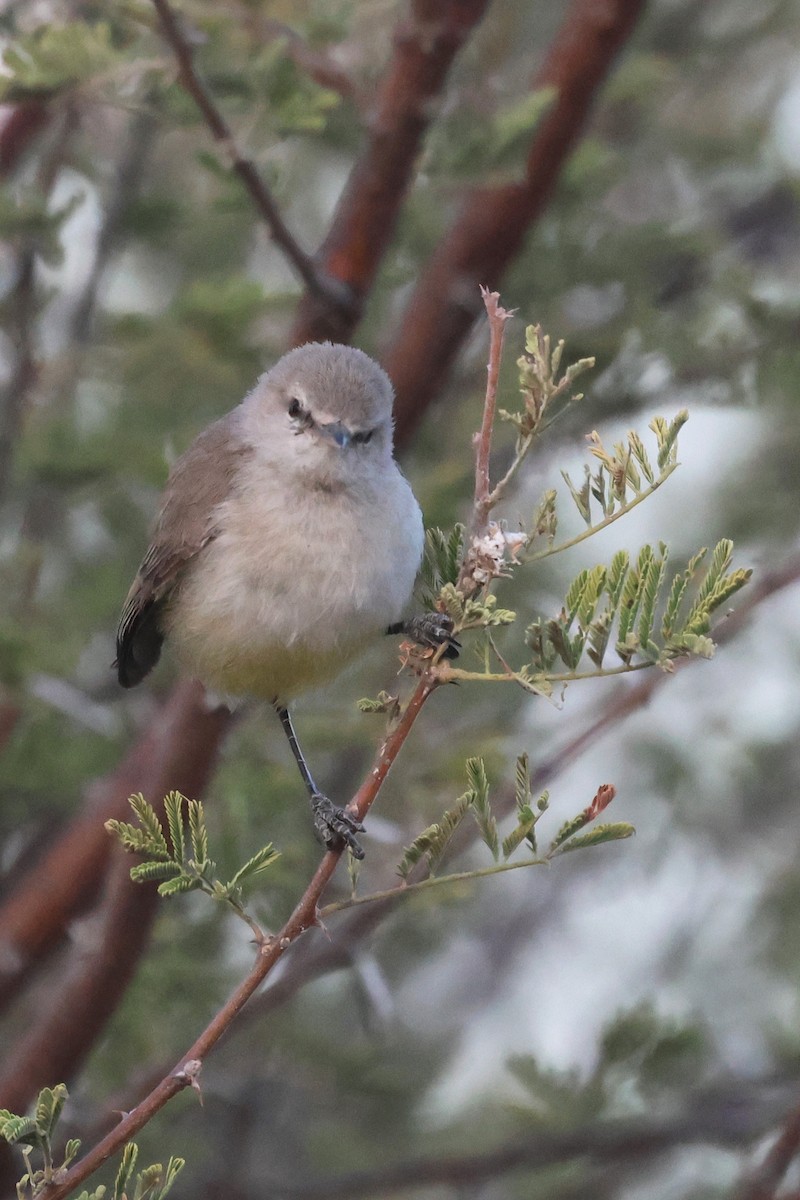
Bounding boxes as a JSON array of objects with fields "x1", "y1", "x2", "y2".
[
  {"x1": 387, "y1": 613, "x2": 461, "y2": 659},
  {"x1": 274, "y1": 703, "x2": 365, "y2": 860}
]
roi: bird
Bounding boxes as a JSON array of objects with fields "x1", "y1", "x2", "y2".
[{"x1": 115, "y1": 342, "x2": 457, "y2": 858}]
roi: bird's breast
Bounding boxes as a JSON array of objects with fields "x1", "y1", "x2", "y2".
[{"x1": 164, "y1": 463, "x2": 423, "y2": 701}]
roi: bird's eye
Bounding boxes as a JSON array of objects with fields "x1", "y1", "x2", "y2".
[
  {"x1": 288, "y1": 398, "x2": 302, "y2": 419},
  {"x1": 353, "y1": 430, "x2": 373, "y2": 445}
]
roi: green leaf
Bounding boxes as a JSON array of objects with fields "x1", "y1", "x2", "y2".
[
  {"x1": 187, "y1": 799, "x2": 209, "y2": 865},
  {"x1": 34, "y1": 1084, "x2": 67, "y2": 1140},
  {"x1": 128, "y1": 795, "x2": 169, "y2": 858},
  {"x1": 0, "y1": 1114, "x2": 38, "y2": 1144},
  {"x1": 398, "y1": 795, "x2": 470, "y2": 880},
  {"x1": 157, "y1": 875, "x2": 202, "y2": 898},
  {"x1": 129, "y1": 861, "x2": 183, "y2": 885},
  {"x1": 466, "y1": 758, "x2": 498, "y2": 860},
  {"x1": 0, "y1": 23, "x2": 118, "y2": 101},
  {"x1": 163, "y1": 792, "x2": 186, "y2": 863},
  {"x1": 555, "y1": 822, "x2": 636, "y2": 854},
  {"x1": 224, "y1": 844, "x2": 280, "y2": 892},
  {"x1": 114, "y1": 1143, "x2": 138, "y2": 1200}
]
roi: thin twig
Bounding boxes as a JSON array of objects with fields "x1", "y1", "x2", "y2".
[
  {"x1": 150, "y1": 0, "x2": 348, "y2": 313},
  {"x1": 42, "y1": 671, "x2": 440, "y2": 1199},
  {"x1": 471, "y1": 288, "x2": 514, "y2": 535}
]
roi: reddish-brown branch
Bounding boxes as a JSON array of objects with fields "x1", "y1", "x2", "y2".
[
  {"x1": 0, "y1": 101, "x2": 49, "y2": 177},
  {"x1": 42, "y1": 673, "x2": 439, "y2": 1200},
  {"x1": 0, "y1": 855, "x2": 160, "y2": 1118},
  {"x1": 386, "y1": 0, "x2": 646, "y2": 447},
  {"x1": 150, "y1": 0, "x2": 345, "y2": 313},
  {"x1": 470, "y1": 288, "x2": 513, "y2": 535},
  {"x1": 737, "y1": 1095, "x2": 800, "y2": 1200},
  {"x1": 0, "y1": 697, "x2": 21, "y2": 756},
  {"x1": 290, "y1": 0, "x2": 491, "y2": 346},
  {"x1": 0, "y1": 681, "x2": 230, "y2": 1013}
]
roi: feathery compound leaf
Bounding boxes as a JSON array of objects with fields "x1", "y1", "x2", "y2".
[
  {"x1": 548, "y1": 812, "x2": 591, "y2": 854},
  {"x1": 561, "y1": 466, "x2": 592, "y2": 524},
  {"x1": 577, "y1": 565, "x2": 607, "y2": 628},
  {"x1": 129, "y1": 860, "x2": 182, "y2": 884},
  {"x1": 662, "y1": 568, "x2": 691, "y2": 639},
  {"x1": 650, "y1": 409, "x2": 688, "y2": 469},
  {"x1": 153, "y1": 1156, "x2": 186, "y2": 1200},
  {"x1": 0, "y1": 1114, "x2": 38, "y2": 1144},
  {"x1": 128, "y1": 794, "x2": 169, "y2": 858},
  {"x1": 35, "y1": 1084, "x2": 67, "y2": 1139},
  {"x1": 397, "y1": 794, "x2": 470, "y2": 879},
  {"x1": 187, "y1": 799, "x2": 209, "y2": 865},
  {"x1": 466, "y1": 757, "x2": 498, "y2": 859},
  {"x1": 502, "y1": 772, "x2": 548, "y2": 861},
  {"x1": 105, "y1": 819, "x2": 165, "y2": 857},
  {"x1": 628, "y1": 430, "x2": 654, "y2": 484},
  {"x1": 637, "y1": 547, "x2": 667, "y2": 658},
  {"x1": 554, "y1": 822, "x2": 635, "y2": 855},
  {"x1": 420, "y1": 525, "x2": 465, "y2": 604},
  {"x1": 163, "y1": 792, "x2": 185, "y2": 863},
  {"x1": 114, "y1": 1143, "x2": 138, "y2": 1200},
  {"x1": 530, "y1": 489, "x2": 558, "y2": 546},
  {"x1": 225, "y1": 843, "x2": 280, "y2": 891},
  {"x1": 586, "y1": 608, "x2": 614, "y2": 667},
  {"x1": 157, "y1": 875, "x2": 201, "y2": 898},
  {"x1": 514, "y1": 753, "x2": 531, "y2": 811}
]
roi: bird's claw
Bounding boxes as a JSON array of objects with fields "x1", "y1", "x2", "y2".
[
  {"x1": 399, "y1": 612, "x2": 461, "y2": 659},
  {"x1": 311, "y1": 792, "x2": 365, "y2": 860}
]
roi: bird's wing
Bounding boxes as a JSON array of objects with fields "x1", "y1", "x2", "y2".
[{"x1": 116, "y1": 414, "x2": 252, "y2": 688}]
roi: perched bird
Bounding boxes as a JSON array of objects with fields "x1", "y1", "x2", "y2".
[{"x1": 116, "y1": 342, "x2": 457, "y2": 857}]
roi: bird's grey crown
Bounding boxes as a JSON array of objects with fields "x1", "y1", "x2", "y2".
[{"x1": 259, "y1": 342, "x2": 395, "y2": 432}]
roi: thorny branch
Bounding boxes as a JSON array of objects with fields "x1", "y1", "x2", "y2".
[
  {"x1": 150, "y1": 0, "x2": 348, "y2": 314},
  {"x1": 41, "y1": 671, "x2": 441, "y2": 1199}
]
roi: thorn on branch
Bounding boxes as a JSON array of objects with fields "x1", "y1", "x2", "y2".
[{"x1": 172, "y1": 1058, "x2": 203, "y2": 1103}]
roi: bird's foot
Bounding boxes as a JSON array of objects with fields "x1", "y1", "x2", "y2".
[
  {"x1": 390, "y1": 613, "x2": 461, "y2": 659},
  {"x1": 311, "y1": 792, "x2": 365, "y2": 860}
]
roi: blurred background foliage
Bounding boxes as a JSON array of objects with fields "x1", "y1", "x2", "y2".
[{"x1": 2, "y1": 1, "x2": 800, "y2": 1198}]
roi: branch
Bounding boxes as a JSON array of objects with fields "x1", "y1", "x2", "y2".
[
  {"x1": 290, "y1": 0, "x2": 491, "y2": 345},
  {"x1": 0, "y1": 682, "x2": 231, "y2": 1014},
  {"x1": 470, "y1": 288, "x2": 514, "y2": 537},
  {"x1": 385, "y1": 0, "x2": 646, "y2": 447},
  {"x1": 0, "y1": 101, "x2": 49, "y2": 177},
  {"x1": 0, "y1": 853, "x2": 160, "y2": 1119},
  {"x1": 265, "y1": 1086, "x2": 781, "y2": 1199},
  {"x1": 42, "y1": 672, "x2": 440, "y2": 1200},
  {"x1": 150, "y1": 0, "x2": 345, "y2": 312},
  {"x1": 64, "y1": 550, "x2": 800, "y2": 1149}
]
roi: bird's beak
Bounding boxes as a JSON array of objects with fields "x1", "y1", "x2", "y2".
[{"x1": 319, "y1": 420, "x2": 352, "y2": 449}]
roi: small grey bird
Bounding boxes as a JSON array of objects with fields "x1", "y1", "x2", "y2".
[{"x1": 116, "y1": 342, "x2": 457, "y2": 857}]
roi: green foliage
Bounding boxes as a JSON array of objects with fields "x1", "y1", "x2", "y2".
[
  {"x1": 424, "y1": 87, "x2": 557, "y2": 183},
  {"x1": 0, "y1": 1086, "x2": 183, "y2": 1200},
  {"x1": 551, "y1": 412, "x2": 687, "y2": 542},
  {"x1": 0, "y1": 22, "x2": 118, "y2": 100},
  {"x1": 525, "y1": 539, "x2": 751, "y2": 679},
  {"x1": 107, "y1": 792, "x2": 279, "y2": 935},
  {"x1": 397, "y1": 759, "x2": 633, "y2": 883},
  {"x1": 419, "y1": 525, "x2": 466, "y2": 609},
  {"x1": 501, "y1": 323, "x2": 595, "y2": 444},
  {"x1": 506, "y1": 1004, "x2": 711, "y2": 1129}
]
